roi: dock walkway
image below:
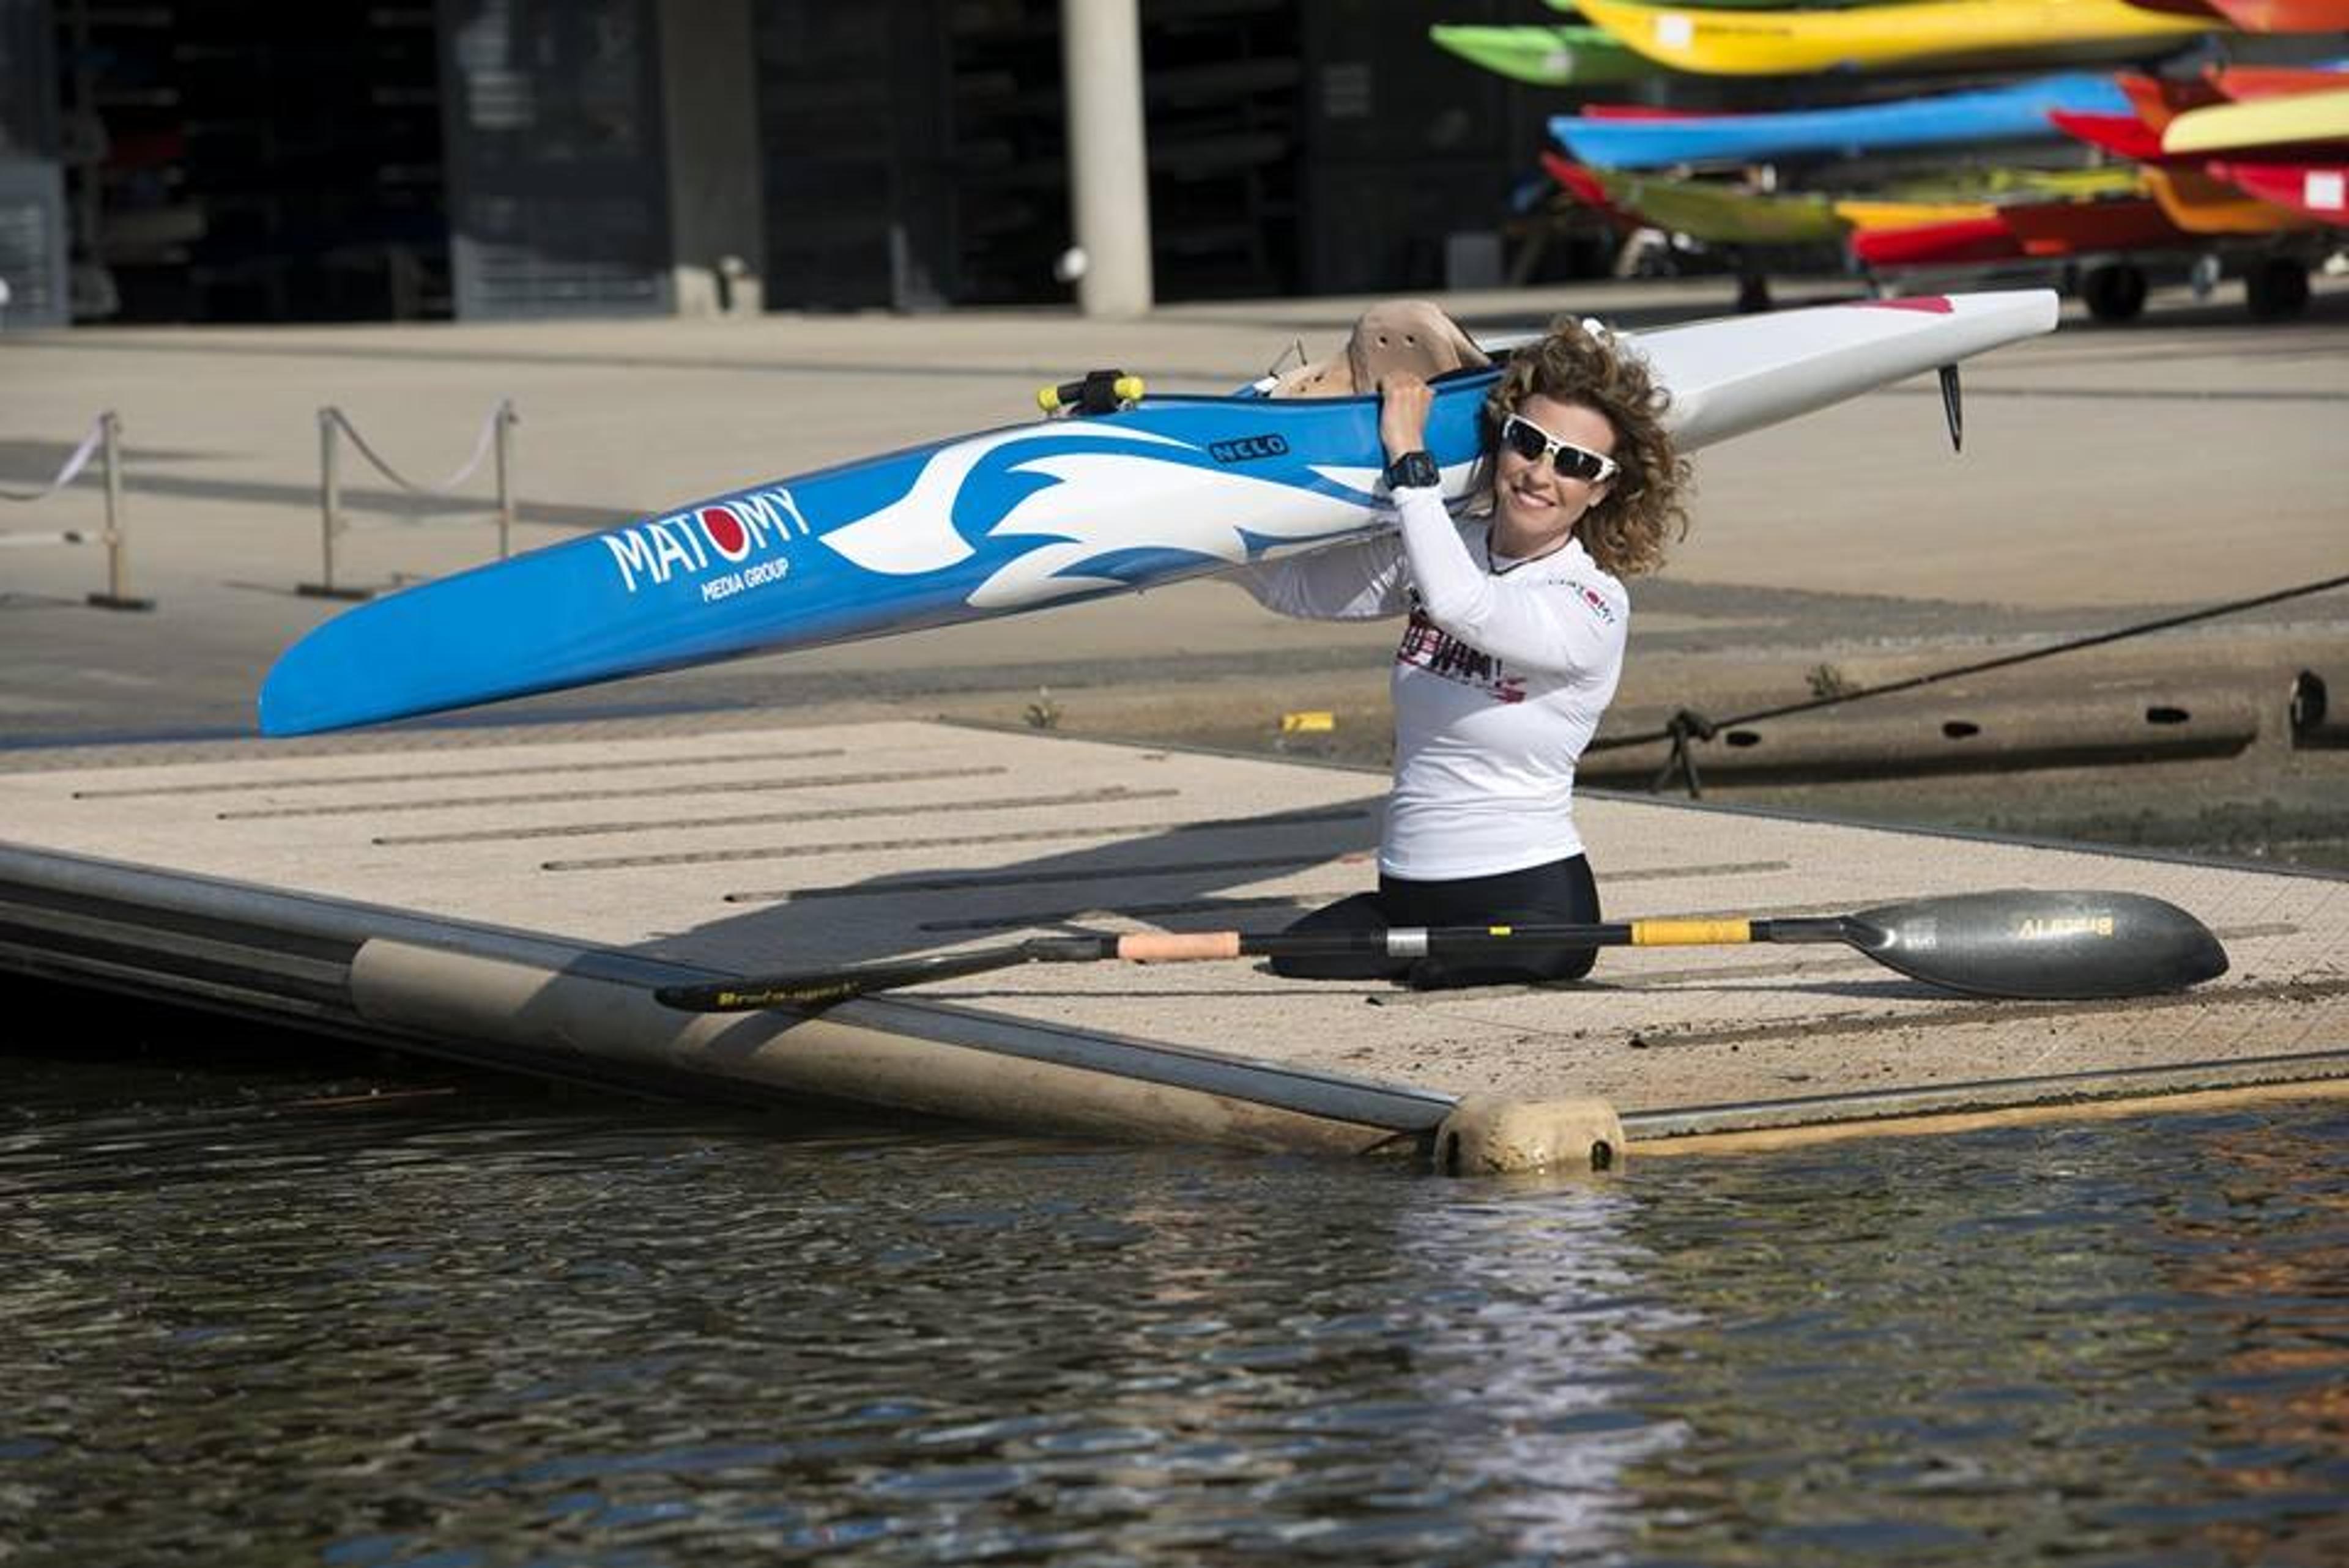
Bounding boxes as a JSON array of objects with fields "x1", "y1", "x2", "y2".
[
  {"x1": 7, "y1": 278, "x2": 2347, "y2": 1163},
  {"x1": 6, "y1": 715, "x2": 2342, "y2": 1163}
]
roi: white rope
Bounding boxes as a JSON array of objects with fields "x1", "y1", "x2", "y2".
[
  {"x1": 0, "y1": 417, "x2": 105, "y2": 505},
  {"x1": 327, "y1": 401, "x2": 507, "y2": 498}
]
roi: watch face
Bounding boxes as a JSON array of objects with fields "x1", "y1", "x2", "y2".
[{"x1": 1389, "y1": 452, "x2": 1438, "y2": 489}]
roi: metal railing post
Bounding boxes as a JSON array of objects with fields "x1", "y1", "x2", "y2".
[
  {"x1": 86, "y1": 409, "x2": 153, "y2": 610},
  {"x1": 321, "y1": 407, "x2": 339, "y2": 591},
  {"x1": 302, "y1": 406, "x2": 369, "y2": 600},
  {"x1": 494, "y1": 399, "x2": 517, "y2": 561},
  {"x1": 100, "y1": 411, "x2": 124, "y2": 598},
  {"x1": 294, "y1": 400, "x2": 514, "y2": 595},
  {"x1": 1, "y1": 410, "x2": 151, "y2": 610}
]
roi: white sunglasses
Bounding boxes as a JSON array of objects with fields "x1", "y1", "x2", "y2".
[{"x1": 1499, "y1": 413, "x2": 1619, "y2": 484}]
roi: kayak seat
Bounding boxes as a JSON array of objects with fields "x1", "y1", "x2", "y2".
[{"x1": 1269, "y1": 298, "x2": 1490, "y2": 399}]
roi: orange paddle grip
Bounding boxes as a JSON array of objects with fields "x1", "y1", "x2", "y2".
[{"x1": 1117, "y1": 932, "x2": 1244, "y2": 963}]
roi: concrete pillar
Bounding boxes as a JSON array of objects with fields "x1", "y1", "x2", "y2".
[
  {"x1": 1059, "y1": 0, "x2": 1153, "y2": 319},
  {"x1": 656, "y1": 0, "x2": 766, "y2": 316}
]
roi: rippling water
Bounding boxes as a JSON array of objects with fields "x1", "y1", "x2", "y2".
[{"x1": 6, "y1": 1025, "x2": 2347, "y2": 1567}]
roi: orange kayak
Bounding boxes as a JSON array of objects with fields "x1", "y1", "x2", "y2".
[{"x1": 2146, "y1": 165, "x2": 2330, "y2": 232}]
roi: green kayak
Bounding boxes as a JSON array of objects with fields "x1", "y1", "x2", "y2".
[
  {"x1": 1594, "y1": 171, "x2": 1849, "y2": 246},
  {"x1": 1428, "y1": 23, "x2": 1650, "y2": 87},
  {"x1": 1872, "y1": 165, "x2": 2148, "y2": 203}
]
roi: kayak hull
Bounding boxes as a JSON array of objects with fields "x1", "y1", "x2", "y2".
[
  {"x1": 259, "y1": 292, "x2": 2061, "y2": 737},
  {"x1": 2208, "y1": 158, "x2": 2349, "y2": 217},
  {"x1": 1570, "y1": 0, "x2": 2212, "y2": 76},
  {"x1": 2147, "y1": 165, "x2": 2329, "y2": 232},
  {"x1": 1853, "y1": 217, "x2": 2024, "y2": 268},
  {"x1": 1427, "y1": 24, "x2": 1647, "y2": 87},
  {"x1": 2164, "y1": 87, "x2": 2349, "y2": 155},
  {"x1": 1594, "y1": 171, "x2": 1848, "y2": 245},
  {"x1": 1551, "y1": 72, "x2": 2131, "y2": 169}
]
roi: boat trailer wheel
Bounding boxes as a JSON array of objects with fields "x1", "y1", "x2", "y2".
[{"x1": 2082, "y1": 264, "x2": 2148, "y2": 324}]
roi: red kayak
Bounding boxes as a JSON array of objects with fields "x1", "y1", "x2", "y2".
[
  {"x1": 2121, "y1": 0, "x2": 2349, "y2": 32},
  {"x1": 2204, "y1": 158, "x2": 2349, "y2": 218},
  {"x1": 2050, "y1": 108, "x2": 2169, "y2": 160},
  {"x1": 1852, "y1": 216, "x2": 2022, "y2": 268},
  {"x1": 2000, "y1": 196, "x2": 2194, "y2": 253}
]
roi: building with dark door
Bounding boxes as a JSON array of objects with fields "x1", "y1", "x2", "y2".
[{"x1": 5, "y1": 0, "x2": 1593, "y2": 328}]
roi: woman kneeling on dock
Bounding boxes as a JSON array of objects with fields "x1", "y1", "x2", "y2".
[{"x1": 1237, "y1": 313, "x2": 1690, "y2": 988}]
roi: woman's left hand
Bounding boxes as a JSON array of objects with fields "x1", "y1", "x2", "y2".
[{"x1": 1377, "y1": 373, "x2": 1434, "y2": 463}]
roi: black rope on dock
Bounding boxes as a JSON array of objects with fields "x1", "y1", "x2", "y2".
[{"x1": 1595, "y1": 569, "x2": 2349, "y2": 798}]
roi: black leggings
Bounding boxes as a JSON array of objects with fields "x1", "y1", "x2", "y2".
[{"x1": 1269, "y1": 855, "x2": 1601, "y2": 989}]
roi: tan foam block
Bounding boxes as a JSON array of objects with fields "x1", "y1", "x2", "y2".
[{"x1": 1434, "y1": 1095, "x2": 1625, "y2": 1175}]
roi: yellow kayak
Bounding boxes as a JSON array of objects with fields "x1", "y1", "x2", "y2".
[
  {"x1": 2163, "y1": 87, "x2": 2349, "y2": 155},
  {"x1": 1573, "y1": 0, "x2": 2217, "y2": 76},
  {"x1": 1832, "y1": 198, "x2": 1997, "y2": 230}
]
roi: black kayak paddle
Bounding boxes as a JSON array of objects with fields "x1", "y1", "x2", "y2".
[{"x1": 655, "y1": 889, "x2": 2228, "y2": 1012}]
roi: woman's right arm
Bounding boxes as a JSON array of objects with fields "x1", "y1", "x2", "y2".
[
  {"x1": 1228, "y1": 533, "x2": 1411, "y2": 621},
  {"x1": 1232, "y1": 368, "x2": 1431, "y2": 623}
]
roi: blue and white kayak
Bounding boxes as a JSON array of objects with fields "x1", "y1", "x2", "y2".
[
  {"x1": 257, "y1": 291, "x2": 2059, "y2": 737},
  {"x1": 1551, "y1": 72, "x2": 2132, "y2": 169}
]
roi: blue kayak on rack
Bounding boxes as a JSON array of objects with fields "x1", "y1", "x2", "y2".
[{"x1": 1551, "y1": 72, "x2": 2133, "y2": 169}]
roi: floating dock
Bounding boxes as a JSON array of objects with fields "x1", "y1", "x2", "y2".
[{"x1": 4, "y1": 716, "x2": 2344, "y2": 1166}]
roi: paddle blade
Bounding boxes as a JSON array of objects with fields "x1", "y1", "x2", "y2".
[
  {"x1": 655, "y1": 934, "x2": 1123, "y2": 1011},
  {"x1": 1846, "y1": 890, "x2": 2228, "y2": 1000},
  {"x1": 656, "y1": 944, "x2": 1039, "y2": 1011}
]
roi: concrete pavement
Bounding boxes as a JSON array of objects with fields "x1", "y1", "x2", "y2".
[{"x1": 2, "y1": 272, "x2": 2345, "y2": 765}]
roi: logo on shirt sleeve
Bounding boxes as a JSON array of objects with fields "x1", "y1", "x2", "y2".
[{"x1": 1570, "y1": 580, "x2": 1616, "y2": 624}]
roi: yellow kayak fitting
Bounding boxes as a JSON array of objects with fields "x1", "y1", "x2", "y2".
[
  {"x1": 1573, "y1": 0, "x2": 2217, "y2": 77},
  {"x1": 1038, "y1": 372, "x2": 1147, "y2": 416}
]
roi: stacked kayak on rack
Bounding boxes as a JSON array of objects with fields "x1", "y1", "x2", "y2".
[{"x1": 1458, "y1": 0, "x2": 2347, "y2": 320}]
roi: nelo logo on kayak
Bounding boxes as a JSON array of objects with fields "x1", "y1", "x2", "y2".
[
  {"x1": 601, "y1": 486, "x2": 814, "y2": 599},
  {"x1": 1209, "y1": 433, "x2": 1288, "y2": 465}
]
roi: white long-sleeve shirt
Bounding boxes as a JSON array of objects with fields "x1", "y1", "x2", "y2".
[{"x1": 1234, "y1": 485, "x2": 1628, "y2": 879}]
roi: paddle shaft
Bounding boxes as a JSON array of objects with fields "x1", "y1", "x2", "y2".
[
  {"x1": 1122, "y1": 916, "x2": 1850, "y2": 964},
  {"x1": 664, "y1": 917, "x2": 1853, "y2": 1011},
  {"x1": 655, "y1": 889, "x2": 2225, "y2": 1012}
]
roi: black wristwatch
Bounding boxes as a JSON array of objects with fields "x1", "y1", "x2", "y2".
[{"x1": 1382, "y1": 450, "x2": 1440, "y2": 492}]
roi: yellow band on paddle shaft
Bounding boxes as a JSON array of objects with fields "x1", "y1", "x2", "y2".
[{"x1": 1631, "y1": 919, "x2": 1754, "y2": 947}]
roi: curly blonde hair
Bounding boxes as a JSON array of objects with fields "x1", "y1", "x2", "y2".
[{"x1": 1483, "y1": 316, "x2": 1691, "y2": 578}]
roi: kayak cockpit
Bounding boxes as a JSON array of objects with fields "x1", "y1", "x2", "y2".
[{"x1": 1249, "y1": 298, "x2": 1494, "y2": 399}]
